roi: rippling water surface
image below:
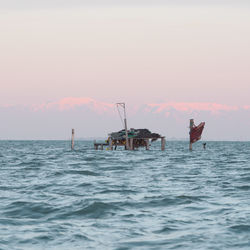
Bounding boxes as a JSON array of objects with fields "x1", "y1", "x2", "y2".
[{"x1": 0, "y1": 141, "x2": 250, "y2": 249}]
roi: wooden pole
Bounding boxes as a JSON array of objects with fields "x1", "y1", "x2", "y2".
[
  {"x1": 189, "y1": 119, "x2": 194, "y2": 151},
  {"x1": 129, "y1": 138, "x2": 134, "y2": 150},
  {"x1": 124, "y1": 118, "x2": 129, "y2": 150},
  {"x1": 71, "y1": 129, "x2": 75, "y2": 150},
  {"x1": 161, "y1": 137, "x2": 166, "y2": 151},
  {"x1": 123, "y1": 103, "x2": 130, "y2": 150},
  {"x1": 146, "y1": 139, "x2": 150, "y2": 150}
]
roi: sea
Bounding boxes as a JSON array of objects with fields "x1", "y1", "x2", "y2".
[{"x1": 0, "y1": 140, "x2": 250, "y2": 250}]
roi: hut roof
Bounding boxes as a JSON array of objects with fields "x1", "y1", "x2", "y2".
[{"x1": 110, "y1": 128, "x2": 161, "y2": 140}]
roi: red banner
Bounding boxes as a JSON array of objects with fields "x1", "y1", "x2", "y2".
[{"x1": 190, "y1": 122, "x2": 205, "y2": 143}]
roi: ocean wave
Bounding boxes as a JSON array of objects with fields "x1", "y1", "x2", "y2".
[{"x1": 1, "y1": 141, "x2": 250, "y2": 249}]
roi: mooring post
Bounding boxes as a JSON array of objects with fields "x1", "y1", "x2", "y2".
[
  {"x1": 161, "y1": 137, "x2": 166, "y2": 151},
  {"x1": 129, "y1": 138, "x2": 134, "y2": 150},
  {"x1": 71, "y1": 129, "x2": 75, "y2": 150},
  {"x1": 146, "y1": 139, "x2": 150, "y2": 150},
  {"x1": 101, "y1": 144, "x2": 103, "y2": 150},
  {"x1": 189, "y1": 119, "x2": 194, "y2": 151}
]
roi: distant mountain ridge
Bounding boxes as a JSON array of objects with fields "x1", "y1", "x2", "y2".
[{"x1": 0, "y1": 97, "x2": 250, "y2": 140}]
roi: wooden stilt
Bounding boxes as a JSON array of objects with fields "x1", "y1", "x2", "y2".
[
  {"x1": 161, "y1": 137, "x2": 166, "y2": 151},
  {"x1": 71, "y1": 129, "x2": 75, "y2": 150},
  {"x1": 108, "y1": 137, "x2": 113, "y2": 150},
  {"x1": 146, "y1": 139, "x2": 149, "y2": 150},
  {"x1": 124, "y1": 118, "x2": 129, "y2": 150},
  {"x1": 129, "y1": 138, "x2": 134, "y2": 150}
]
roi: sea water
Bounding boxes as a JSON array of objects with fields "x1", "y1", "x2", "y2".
[{"x1": 0, "y1": 141, "x2": 250, "y2": 249}]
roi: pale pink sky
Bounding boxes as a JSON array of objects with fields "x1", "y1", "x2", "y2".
[{"x1": 0, "y1": 1, "x2": 250, "y2": 139}]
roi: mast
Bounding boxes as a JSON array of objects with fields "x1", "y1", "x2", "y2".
[{"x1": 116, "y1": 103, "x2": 129, "y2": 150}]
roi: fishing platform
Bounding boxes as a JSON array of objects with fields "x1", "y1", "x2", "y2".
[
  {"x1": 70, "y1": 104, "x2": 205, "y2": 151},
  {"x1": 94, "y1": 128, "x2": 165, "y2": 151},
  {"x1": 94, "y1": 103, "x2": 166, "y2": 151}
]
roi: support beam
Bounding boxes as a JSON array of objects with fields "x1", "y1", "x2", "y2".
[
  {"x1": 146, "y1": 139, "x2": 150, "y2": 150},
  {"x1": 129, "y1": 138, "x2": 134, "y2": 150},
  {"x1": 124, "y1": 118, "x2": 129, "y2": 150},
  {"x1": 108, "y1": 137, "x2": 113, "y2": 150}
]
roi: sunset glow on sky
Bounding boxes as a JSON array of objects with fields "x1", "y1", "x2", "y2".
[{"x1": 0, "y1": 0, "x2": 249, "y2": 139}]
